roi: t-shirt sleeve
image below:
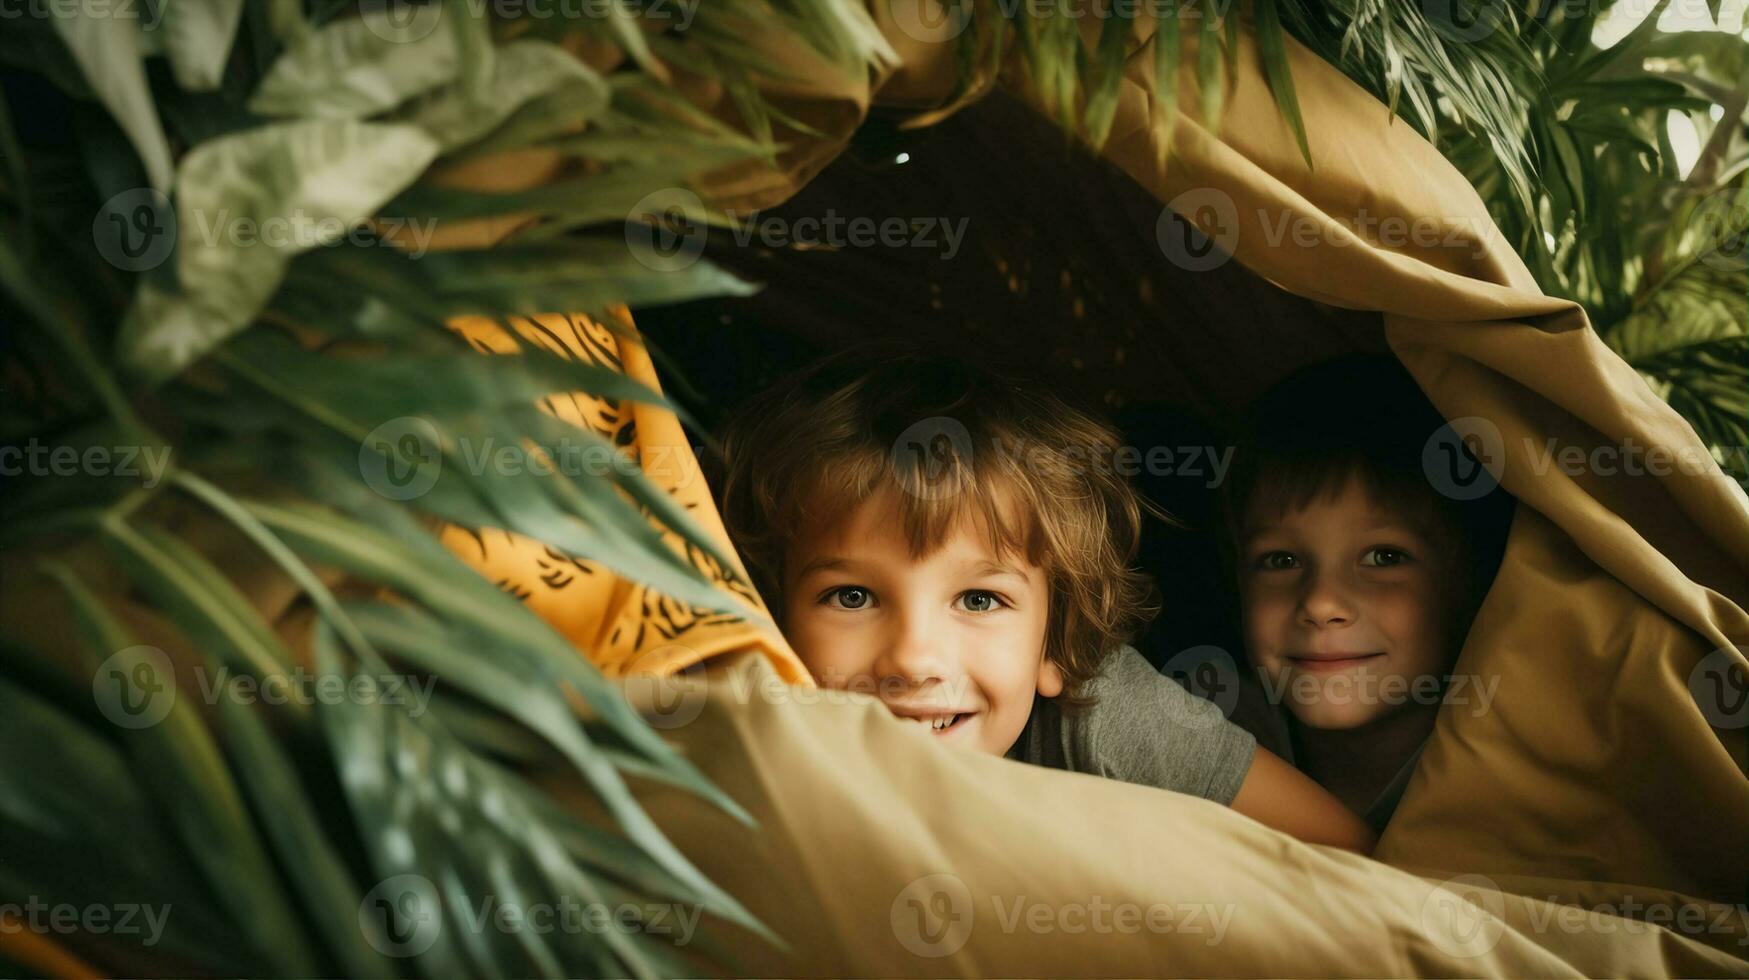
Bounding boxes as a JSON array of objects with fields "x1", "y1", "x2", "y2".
[{"x1": 1062, "y1": 646, "x2": 1257, "y2": 804}]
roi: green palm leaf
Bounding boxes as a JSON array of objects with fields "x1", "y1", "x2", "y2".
[
  {"x1": 47, "y1": 564, "x2": 320, "y2": 976},
  {"x1": 1602, "y1": 183, "x2": 1749, "y2": 477}
]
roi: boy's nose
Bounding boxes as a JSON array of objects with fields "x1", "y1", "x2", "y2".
[
  {"x1": 874, "y1": 613, "x2": 951, "y2": 685},
  {"x1": 1298, "y1": 571, "x2": 1356, "y2": 627}
]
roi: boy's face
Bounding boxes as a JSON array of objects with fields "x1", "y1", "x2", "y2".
[
  {"x1": 781, "y1": 487, "x2": 1061, "y2": 756},
  {"x1": 1240, "y1": 477, "x2": 1466, "y2": 731}
]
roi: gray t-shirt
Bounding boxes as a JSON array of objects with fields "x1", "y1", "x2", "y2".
[{"x1": 1006, "y1": 646, "x2": 1257, "y2": 803}]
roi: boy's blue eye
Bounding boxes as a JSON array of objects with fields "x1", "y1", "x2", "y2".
[
  {"x1": 1257, "y1": 551, "x2": 1299, "y2": 571},
  {"x1": 1360, "y1": 547, "x2": 1410, "y2": 567},
  {"x1": 823, "y1": 586, "x2": 873, "y2": 610},
  {"x1": 956, "y1": 590, "x2": 1007, "y2": 613}
]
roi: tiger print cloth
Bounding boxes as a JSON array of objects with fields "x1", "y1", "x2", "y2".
[{"x1": 442, "y1": 308, "x2": 808, "y2": 683}]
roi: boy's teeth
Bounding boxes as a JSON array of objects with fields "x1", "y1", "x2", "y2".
[
  {"x1": 902, "y1": 710, "x2": 972, "y2": 728},
  {"x1": 903, "y1": 713, "x2": 964, "y2": 730}
]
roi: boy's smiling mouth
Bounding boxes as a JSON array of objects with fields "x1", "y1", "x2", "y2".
[
  {"x1": 1286, "y1": 652, "x2": 1385, "y2": 672},
  {"x1": 887, "y1": 705, "x2": 977, "y2": 733}
]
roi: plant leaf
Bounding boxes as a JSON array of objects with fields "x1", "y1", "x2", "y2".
[
  {"x1": 218, "y1": 691, "x2": 401, "y2": 977},
  {"x1": 50, "y1": 17, "x2": 174, "y2": 189},
  {"x1": 1256, "y1": 0, "x2": 1313, "y2": 168},
  {"x1": 394, "y1": 39, "x2": 610, "y2": 151},
  {"x1": 161, "y1": 0, "x2": 245, "y2": 90},
  {"x1": 312, "y1": 624, "x2": 684, "y2": 979},
  {"x1": 100, "y1": 517, "x2": 303, "y2": 688},
  {"x1": 0, "y1": 665, "x2": 245, "y2": 972},
  {"x1": 117, "y1": 118, "x2": 439, "y2": 383},
  {"x1": 46, "y1": 562, "x2": 319, "y2": 975},
  {"x1": 248, "y1": 15, "x2": 460, "y2": 118},
  {"x1": 344, "y1": 601, "x2": 771, "y2": 933}
]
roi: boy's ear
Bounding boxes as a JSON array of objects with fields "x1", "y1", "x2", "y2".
[{"x1": 1036, "y1": 656, "x2": 1065, "y2": 698}]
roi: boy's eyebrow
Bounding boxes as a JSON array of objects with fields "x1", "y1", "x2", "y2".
[
  {"x1": 1366, "y1": 522, "x2": 1421, "y2": 535},
  {"x1": 1242, "y1": 520, "x2": 1427, "y2": 541},
  {"x1": 1357, "y1": 519, "x2": 1432, "y2": 539},
  {"x1": 791, "y1": 556, "x2": 1031, "y2": 582},
  {"x1": 966, "y1": 559, "x2": 1030, "y2": 582},
  {"x1": 791, "y1": 556, "x2": 855, "y2": 580}
]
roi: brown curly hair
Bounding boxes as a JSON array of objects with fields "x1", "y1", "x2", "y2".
[{"x1": 717, "y1": 348, "x2": 1161, "y2": 699}]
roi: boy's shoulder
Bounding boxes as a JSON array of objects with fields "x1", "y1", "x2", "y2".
[
  {"x1": 1076, "y1": 646, "x2": 1236, "y2": 740},
  {"x1": 1081, "y1": 644, "x2": 1179, "y2": 698},
  {"x1": 1010, "y1": 646, "x2": 1256, "y2": 803}
]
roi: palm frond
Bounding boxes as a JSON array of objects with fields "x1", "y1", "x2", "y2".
[{"x1": 1602, "y1": 180, "x2": 1749, "y2": 478}]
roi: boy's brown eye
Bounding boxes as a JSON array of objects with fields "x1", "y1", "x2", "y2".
[
  {"x1": 1360, "y1": 547, "x2": 1409, "y2": 567},
  {"x1": 1257, "y1": 551, "x2": 1298, "y2": 571}
]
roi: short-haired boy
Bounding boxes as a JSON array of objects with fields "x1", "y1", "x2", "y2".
[
  {"x1": 1227, "y1": 355, "x2": 1514, "y2": 833},
  {"x1": 721, "y1": 349, "x2": 1373, "y2": 851}
]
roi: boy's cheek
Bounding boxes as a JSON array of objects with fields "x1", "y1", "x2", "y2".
[
  {"x1": 784, "y1": 613, "x2": 861, "y2": 680},
  {"x1": 1241, "y1": 605, "x2": 1291, "y2": 658}
]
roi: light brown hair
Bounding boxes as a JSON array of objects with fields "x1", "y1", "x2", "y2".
[{"x1": 717, "y1": 348, "x2": 1160, "y2": 698}]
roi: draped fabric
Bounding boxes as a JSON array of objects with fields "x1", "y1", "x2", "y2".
[{"x1": 439, "y1": 309, "x2": 807, "y2": 684}]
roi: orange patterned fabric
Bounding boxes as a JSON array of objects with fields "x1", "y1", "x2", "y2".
[{"x1": 440, "y1": 308, "x2": 809, "y2": 684}]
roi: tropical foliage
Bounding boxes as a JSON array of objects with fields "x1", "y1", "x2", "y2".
[
  {"x1": 0, "y1": 3, "x2": 881, "y2": 975},
  {"x1": 0, "y1": 0, "x2": 1742, "y2": 975}
]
